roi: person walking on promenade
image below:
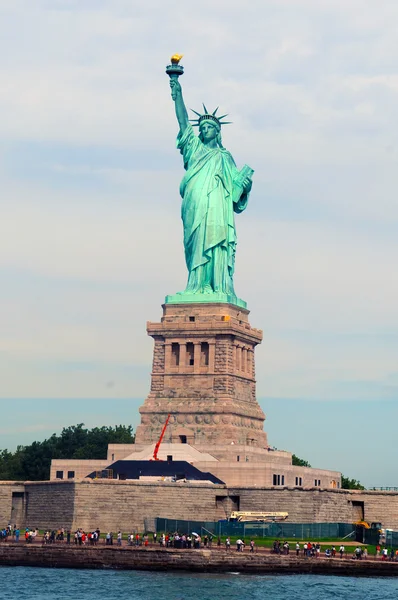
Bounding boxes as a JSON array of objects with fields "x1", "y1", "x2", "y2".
[
  {"x1": 296, "y1": 542, "x2": 300, "y2": 556},
  {"x1": 339, "y1": 544, "x2": 345, "y2": 558},
  {"x1": 250, "y1": 539, "x2": 255, "y2": 553},
  {"x1": 225, "y1": 537, "x2": 231, "y2": 552},
  {"x1": 331, "y1": 546, "x2": 336, "y2": 557},
  {"x1": 272, "y1": 540, "x2": 280, "y2": 554},
  {"x1": 117, "y1": 531, "x2": 122, "y2": 547},
  {"x1": 15, "y1": 529, "x2": 20, "y2": 543}
]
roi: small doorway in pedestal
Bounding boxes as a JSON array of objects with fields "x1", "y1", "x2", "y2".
[{"x1": 171, "y1": 427, "x2": 195, "y2": 445}]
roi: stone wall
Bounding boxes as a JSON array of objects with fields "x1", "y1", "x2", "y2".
[
  {"x1": 235, "y1": 488, "x2": 398, "y2": 528},
  {"x1": 357, "y1": 491, "x2": 398, "y2": 528},
  {"x1": 235, "y1": 487, "x2": 353, "y2": 523},
  {"x1": 4, "y1": 480, "x2": 398, "y2": 532},
  {"x1": 0, "y1": 483, "x2": 18, "y2": 525},
  {"x1": 72, "y1": 480, "x2": 228, "y2": 532},
  {"x1": 69, "y1": 484, "x2": 398, "y2": 531},
  {"x1": 25, "y1": 481, "x2": 76, "y2": 530}
]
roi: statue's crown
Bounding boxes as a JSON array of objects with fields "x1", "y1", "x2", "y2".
[{"x1": 190, "y1": 104, "x2": 232, "y2": 128}]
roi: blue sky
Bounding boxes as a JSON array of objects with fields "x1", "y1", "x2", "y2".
[{"x1": 0, "y1": 1, "x2": 397, "y2": 487}]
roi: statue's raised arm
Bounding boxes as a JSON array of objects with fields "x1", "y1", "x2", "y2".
[
  {"x1": 170, "y1": 79, "x2": 189, "y2": 134},
  {"x1": 165, "y1": 56, "x2": 254, "y2": 310}
]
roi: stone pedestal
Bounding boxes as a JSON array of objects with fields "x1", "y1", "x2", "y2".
[{"x1": 135, "y1": 303, "x2": 267, "y2": 448}]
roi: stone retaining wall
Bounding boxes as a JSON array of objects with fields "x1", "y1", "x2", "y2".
[
  {"x1": 2, "y1": 480, "x2": 398, "y2": 532},
  {"x1": 72, "y1": 480, "x2": 228, "y2": 532},
  {"x1": 0, "y1": 545, "x2": 397, "y2": 577},
  {"x1": 25, "y1": 482, "x2": 75, "y2": 530}
]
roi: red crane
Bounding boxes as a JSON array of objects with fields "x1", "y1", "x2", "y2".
[{"x1": 151, "y1": 413, "x2": 171, "y2": 461}]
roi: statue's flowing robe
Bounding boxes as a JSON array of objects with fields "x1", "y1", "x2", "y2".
[{"x1": 177, "y1": 124, "x2": 248, "y2": 294}]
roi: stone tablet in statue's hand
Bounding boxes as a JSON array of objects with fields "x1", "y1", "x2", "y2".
[{"x1": 242, "y1": 176, "x2": 252, "y2": 194}]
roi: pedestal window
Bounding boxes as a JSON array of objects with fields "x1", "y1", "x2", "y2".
[
  {"x1": 171, "y1": 343, "x2": 180, "y2": 366},
  {"x1": 186, "y1": 342, "x2": 194, "y2": 366},
  {"x1": 201, "y1": 342, "x2": 209, "y2": 366}
]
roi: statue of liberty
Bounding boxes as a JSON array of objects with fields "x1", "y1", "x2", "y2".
[{"x1": 166, "y1": 58, "x2": 253, "y2": 309}]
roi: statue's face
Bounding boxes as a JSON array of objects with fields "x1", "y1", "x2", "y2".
[{"x1": 200, "y1": 121, "x2": 218, "y2": 143}]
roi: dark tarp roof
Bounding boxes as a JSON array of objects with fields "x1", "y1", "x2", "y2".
[{"x1": 87, "y1": 460, "x2": 225, "y2": 485}]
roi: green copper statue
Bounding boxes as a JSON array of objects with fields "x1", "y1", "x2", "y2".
[{"x1": 165, "y1": 57, "x2": 253, "y2": 309}]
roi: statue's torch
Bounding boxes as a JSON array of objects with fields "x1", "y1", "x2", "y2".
[{"x1": 166, "y1": 54, "x2": 184, "y2": 100}]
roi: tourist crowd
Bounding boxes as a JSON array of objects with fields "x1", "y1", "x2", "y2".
[
  {"x1": 2, "y1": 523, "x2": 398, "y2": 561},
  {"x1": 0, "y1": 524, "x2": 38, "y2": 543},
  {"x1": 272, "y1": 540, "x2": 351, "y2": 558},
  {"x1": 270, "y1": 540, "x2": 398, "y2": 561}
]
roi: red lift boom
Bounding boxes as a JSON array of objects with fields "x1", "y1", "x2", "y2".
[{"x1": 151, "y1": 413, "x2": 171, "y2": 461}]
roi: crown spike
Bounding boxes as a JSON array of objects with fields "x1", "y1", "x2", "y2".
[{"x1": 190, "y1": 106, "x2": 232, "y2": 128}]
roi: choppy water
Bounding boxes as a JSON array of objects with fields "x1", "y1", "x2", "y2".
[{"x1": 0, "y1": 567, "x2": 397, "y2": 599}]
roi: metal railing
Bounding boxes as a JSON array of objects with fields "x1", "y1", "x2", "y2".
[{"x1": 369, "y1": 487, "x2": 398, "y2": 492}]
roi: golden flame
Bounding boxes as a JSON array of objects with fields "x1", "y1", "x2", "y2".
[{"x1": 171, "y1": 54, "x2": 183, "y2": 64}]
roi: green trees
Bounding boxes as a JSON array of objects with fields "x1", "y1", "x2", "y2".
[
  {"x1": 0, "y1": 424, "x2": 135, "y2": 481},
  {"x1": 292, "y1": 454, "x2": 312, "y2": 468},
  {"x1": 341, "y1": 475, "x2": 365, "y2": 490}
]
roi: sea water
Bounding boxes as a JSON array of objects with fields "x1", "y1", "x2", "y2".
[{"x1": 0, "y1": 568, "x2": 397, "y2": 600}]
